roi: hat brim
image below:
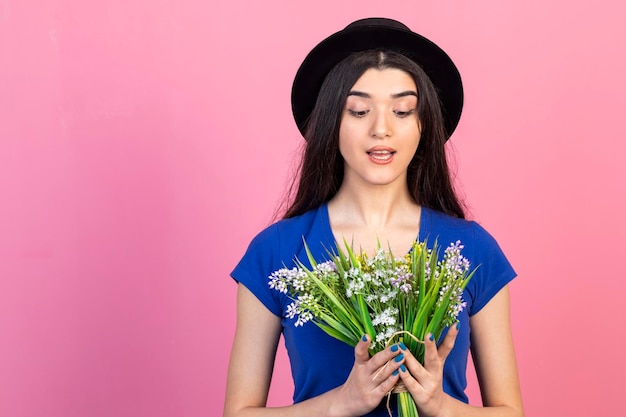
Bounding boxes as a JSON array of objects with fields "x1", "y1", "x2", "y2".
[{"x1": 291, "y1": 22, "x2": 463, "y2": 139}]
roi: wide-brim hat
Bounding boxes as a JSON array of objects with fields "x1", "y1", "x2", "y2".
[{"x1": 291, "y1": 17, "x2": 464, "y2": 140}]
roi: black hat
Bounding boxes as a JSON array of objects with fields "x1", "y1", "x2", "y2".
[{"x1": 291, "y1": 17, "x2": 464, "y2": 140}]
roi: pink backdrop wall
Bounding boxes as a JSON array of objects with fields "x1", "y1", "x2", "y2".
[{"x1": 1, "y1": 1, "x2": 624, "y2": 416}]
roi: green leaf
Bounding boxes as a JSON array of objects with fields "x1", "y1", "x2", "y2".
[
  {"x1": 301, "y1": 238, "x2": 319, "y2": 269},
  {"x1": 356, "y1": 294, "x2": 375, "y2": 341}
]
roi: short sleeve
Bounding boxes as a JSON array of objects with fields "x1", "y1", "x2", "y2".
[
  {"x1": 465, "y1": 222, "x2": 517, "y2": 315},
  {"x1": 231, "y1": 226, "x2": 284, "y2": 317}
]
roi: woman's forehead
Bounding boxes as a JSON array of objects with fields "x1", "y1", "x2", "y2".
[{"x1": 349, "y1": 68, "x2": 418, "y2": 98}]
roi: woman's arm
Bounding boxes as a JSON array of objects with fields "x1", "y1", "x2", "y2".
[
  {"x1": 469, "y1": 285, "x2": 524, "y2": 416},
  {"x1": 223, "y1": 284, "x2": 282, "y2": 416},
  {"x1": 223, "y1": 284, "x2": 407, "y2": 417},
  {"x1": 398, "y1": 285, "x2": 524, "y2": 417}
]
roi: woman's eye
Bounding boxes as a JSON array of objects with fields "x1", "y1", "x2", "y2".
[
  {"x1": 348, "y1": 109, "x2": 369, "y2": 118},
  {"x1": 394, "y1": 109, "x2": 415, "y2": 118}
]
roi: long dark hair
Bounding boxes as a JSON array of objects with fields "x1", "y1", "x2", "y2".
[{"x1": 282, "y1": 50, "x2": 466, "y2": 219}]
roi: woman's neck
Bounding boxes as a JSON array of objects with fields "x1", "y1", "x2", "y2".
[
  {"x1": 327, "y1": 184, "x2": 421, "y2": 255},
  {"x1": 329, "y1": 182, "x2": 417, "y2": 228}
]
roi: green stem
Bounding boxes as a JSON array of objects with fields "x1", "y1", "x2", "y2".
[{"x1": 397, "y1": 392, "x2": 419, "y2": 417}]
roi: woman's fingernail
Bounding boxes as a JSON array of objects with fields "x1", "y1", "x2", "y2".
[
  {"x1": 400, "y1": 364, "x2": 407, "y2": 372},
  {"x1": 429, "y1": 334, "x2": 435, "y2": 342},
  {"x1": 394, "y1": 353, "x2": 405, "y2": 362},
  {"x1": 399, "y1": 342, "x2": 406, "y2": 351},
  {"x1": 456, "y1": 322, "x2": 461, "y2": 330},
  {"x1": 392, "y1": 369, "x2": 399, "y2": 376},
  {"x1": 362, "y1": 335, "x2": 368, "y2": 342},
  {"x1": 390, "y1": 344, "x2": 399, "y2": 352}
]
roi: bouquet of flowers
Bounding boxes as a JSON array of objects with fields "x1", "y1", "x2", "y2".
[{"x1": 268, "y1": 238, "x2": 476, "y2": 417}]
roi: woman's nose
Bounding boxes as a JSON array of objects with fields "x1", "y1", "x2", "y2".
[{"x1": 371, "y1": 111, "x2": 391, "y2": 138}]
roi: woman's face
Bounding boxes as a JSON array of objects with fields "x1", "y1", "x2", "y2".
[{"x1": 338, "y1": 67, "x2": 421, "y2": 190}]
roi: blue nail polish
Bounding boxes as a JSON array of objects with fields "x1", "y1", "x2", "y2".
[
  {"x1": 390, "y1": 344, "x2": 399, "y2": 352},
  {"x1": 456, "y1": 322, "x2": 461, "y2": 330},
  {"x1": 392, "y1": 369, "x2": 399, "y2": 376},
  {"x1": 429, "y1": 334, "x2": 435, "y2": 342},
  {"x1": 400, "y1": 364, "x2": 407, "y2": 372},
  {"x1": 399, "y1": 342, "x2": 406, "y2": 351},
  {"x1": 362, "y1": 335, "x2": 368, "y2": 342},
  {"x1": 394, "y1": 353, "x2": 404, "y2": 362}
]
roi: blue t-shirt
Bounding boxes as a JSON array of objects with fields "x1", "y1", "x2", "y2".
[{"x1": 231, "y1": 204, "x2": 516, "y2": 416}]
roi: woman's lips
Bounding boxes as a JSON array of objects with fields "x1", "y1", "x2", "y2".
[{"x1": 367, "y1": 149, "x2": 395, "y2": 164}]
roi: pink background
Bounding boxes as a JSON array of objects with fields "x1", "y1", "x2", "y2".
[{"x1": 1, "y1": 1, "x2": 625, "y2": 416}]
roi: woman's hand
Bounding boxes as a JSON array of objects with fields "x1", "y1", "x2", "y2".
[
  {"x1": 397, "y1": 324, "x2": 460, "y2": 417},
  {"x1": 330, "y1": 335, "x2": 406, "y2": 417}
]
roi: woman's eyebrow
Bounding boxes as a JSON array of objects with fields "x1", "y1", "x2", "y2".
[
  {"x1": 347, "y1": 91, "x2": 370, "y2": 98},
  {"x1": 391, "y1": 91, "x2": 418, "y2": 99},
  {"x1": 347, "y1": 90, "x2": 418, "y2": 99}
]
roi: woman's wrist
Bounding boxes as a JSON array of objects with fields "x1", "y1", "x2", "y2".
[
  {"x1": 324, "y1": 386, "x2": 362, "y2": 417},
  {"x1": 416, "y1": 392, "x2": 453, "y2": 417}
]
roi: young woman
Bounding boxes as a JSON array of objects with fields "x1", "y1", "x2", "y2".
[{"x1": 224, "y1": 18, "x2": 524, "y2": 417}]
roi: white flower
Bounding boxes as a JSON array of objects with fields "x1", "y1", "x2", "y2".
[
  {"x1": 346, "y1": 278, "x2": 365, "y2": 297},
  {"x1": 372, "y1": 307, "x2": 398, "y2": 326},
  {"x1": 374, "y1": 326, "x2": 398, "y2": 348},
  {"x1": 295, "y1": 310, "x2": 313, "y2": 327},
  {"x1": 379, "y1": 289, "x2": 398, "y2": 303},
  {"x1": 285, "y1": 302, "x2": 299, "y2": 319}
]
